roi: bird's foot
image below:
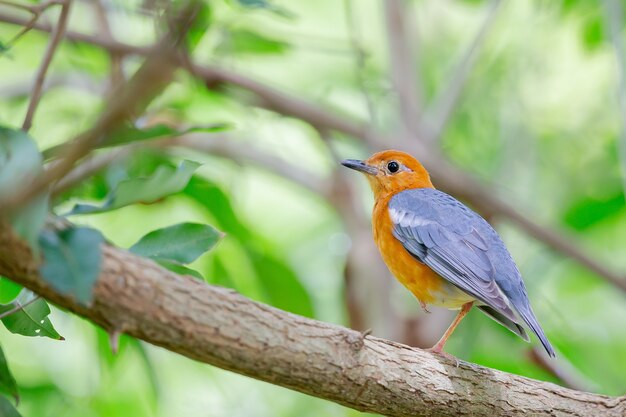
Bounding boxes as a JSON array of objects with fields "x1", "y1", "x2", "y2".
[
  {"x1": 419, "y1": 300, "x2": 431, "y2": 313},
  {"x1": 426, "y1": 346, "x2": 460, "y2": 367}
]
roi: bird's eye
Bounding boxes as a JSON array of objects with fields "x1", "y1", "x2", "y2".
[{"x1": 387, "y1": 161, "x2": 400, "y2": 173}]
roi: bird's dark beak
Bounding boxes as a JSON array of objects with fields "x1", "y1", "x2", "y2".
[{"x1": 341, "y1": 159, "x2": 378, "y2": 176}]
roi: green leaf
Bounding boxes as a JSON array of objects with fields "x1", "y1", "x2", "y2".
[
  {"x1": 581, "y1": 16, "x2": 604, "y2": 51},
  {"x1": 0, "y1": 126, "x2": 48, "y2": 252},
  {"x1": 39, "y1": 227, "x2": 104, "y2": 304},
  {"x1": 563, "y1": 192, "x2": 625, "y2": 230},
  {"x1": 184, "y1": 177, "x2": 252, "y2": 240},
  {"x1": 0, "y1": 278, "x2": 22, "y2": 304},
  {"x1": 154, "y1": 259, "x2": 204, "y2": 280},
  {"x1": 218, "y1": 29, "x2": 290, "y2": 55},
  {"x1": 0, "y1": 127, "x2": 41, "y2": 194},
  {"x1": 10, "y1": 194, "x2": 49, "y2": 256},
  {"x1": 251, "y1": 251, "x2": 314, "y2": 318},
  {"x1": 68, "y1": 160, "x2": 201, "y2": 215},
  {"x1": 0, "y1": 396, "x2": 22, "y2": 417},
  {"x1": 0, "y1": 344, "x2": 18, "y2": 403},
  {"x1": 130, "y1": 222, "x2": 223, "y2": 264},
  {"x1": 186, "y1": 1, "x2": 212, "y2": 50},
  {"x1": 0, "y1": 290, "x2": 63, "y2": 340}
]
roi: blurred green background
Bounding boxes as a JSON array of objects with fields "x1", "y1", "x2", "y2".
[{"x1": 1, "y1": 0, "x2": 626, "y2": 416}]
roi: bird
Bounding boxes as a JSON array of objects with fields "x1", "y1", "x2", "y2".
[{"x1": 341, "y1": 150, "x2": 555, "y2": 359}]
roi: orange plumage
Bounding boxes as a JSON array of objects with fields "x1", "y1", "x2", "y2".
[
  {"x1": 342, "y1": 150, "x2": 556, "y2": 358},
  {"x1": 366, "y1": 150, "x2": 467, "y2": 309}
]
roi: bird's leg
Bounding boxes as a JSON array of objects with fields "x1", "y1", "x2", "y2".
[
  {"x1": 427, "y1": 301, "x2": 473, "y2": 355},
  {"x1": 419, "y1": 299, "x2": 431, "y2": 313}
]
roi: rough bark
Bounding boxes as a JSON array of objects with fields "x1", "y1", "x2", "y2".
[{"x1": 0, "y1": 222, "x2": 623, "y2": 417}]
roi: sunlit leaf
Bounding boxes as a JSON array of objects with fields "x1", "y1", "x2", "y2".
[
  {"x1": 39, "y1": 227, "x2": 104, "y2": 304},
  {"x1": 563, "y1": 192, "x2": 625, "y2": 230},
  {"x1": 130, "y1": 222, "x2": 223, "y2": 264},
  {"x1": 0, "y1": 344, "x2": 18, "y2": 403},
  {"x1": 0, "y1": 396, "x2": 21, "y2": 417},
  {"x1": 0, "y1": 279, "x2": 22, "y2": 304},
  {"x1": 68, "y1": 160, "x2": 201, "y2": 215},
  {"x1": 582, "y1": 16, "x2": 604, "y2": 50},
  {"x1": 187, "y1": 1, "x2": 213, "y2": 50},
  {"x1": 0, "y1": 126, "x2": 48, "y2": 252},
  {"x1": 218, "y1": 29, "x2": 290, "y2": 55},
  {"x1": 0, "y1": 290, "x2": 63, "y2": 340}
]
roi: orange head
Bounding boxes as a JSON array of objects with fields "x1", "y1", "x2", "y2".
[{"x1": 341, "y1": 150, "x2": 433, "y2": 198}]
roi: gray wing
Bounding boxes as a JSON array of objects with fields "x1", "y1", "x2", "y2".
[
  {"x1": 389, "y1": 189, "x2": 555, "y2": 356},
  {"x1": 389, "y1": 189, "x2": 520, "y2": 323}
]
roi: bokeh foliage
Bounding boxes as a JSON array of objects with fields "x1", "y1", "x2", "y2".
[{"x1": 0, "y1": 0, "x2": 625, "y2": 416}]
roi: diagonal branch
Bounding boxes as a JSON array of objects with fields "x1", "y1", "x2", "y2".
[
  {"x1": 0, "y1": 221, "x2": 623, "y2": 417},
  {"x1": 384, "y1": 0, "x2": 422, "y2": 137},
  {"x1": 603, "y1": 0, "x2": 626, "y2": 200},
  {"x1": 344, "y1": 0, "x2": 378, "y2": 127},
  {"x1": 0, "y1": 10, "x2": 624, "y2": 293},
  {"x1": 22, "y1": 0, "x2": 71, "y2": 132},
  {"x1": 419, "y1": 0, "x2": 502, "y2": 143}
]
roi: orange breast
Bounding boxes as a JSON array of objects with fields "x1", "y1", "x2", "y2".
[{"x1": 372, "y1": 196, "x2": 443, "y2": 305}]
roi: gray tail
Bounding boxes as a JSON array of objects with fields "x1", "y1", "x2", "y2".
[
  {"x1": 478, "y1": 305, "x2": 529, "y2": 341},
  {"x1": 479, "y1": 305, "x2": 555, "y2": 357},
  {"x1": 516, "y1": 305, "x2": 556, "y2": 358}
]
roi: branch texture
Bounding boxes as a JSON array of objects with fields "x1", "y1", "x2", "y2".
[{"x1": 0, "y1": 222, "x2": 623, "y2": 417}]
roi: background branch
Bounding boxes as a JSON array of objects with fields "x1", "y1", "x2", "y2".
[
  {"x1": 21, "y1": 0, "x2": 71, "y2": 132},
  {"x1": 0, "y1": 222, "x2": 623, "y2": 417},
  {"x1": 419, "y1": 0, "x2": 502, "y2": 143},
  {"x1": 603, "y1": 0, "x2": 626, "y2": 200},
  {"x1": 384, "y1": 0, "x2": 422, "y2": 137}
]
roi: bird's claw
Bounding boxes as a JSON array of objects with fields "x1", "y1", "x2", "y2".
[
  {"x1": 419, "y1": 300, "x2": 431, "y2": 313},
  {"x1": 426, "y1": 347, "x2": 460, "y2": 367}
]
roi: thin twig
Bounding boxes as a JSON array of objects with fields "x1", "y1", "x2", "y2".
[
  {"x1": 0, "y1": 294, "x2": 40, "y2": 320},
  {"x1": 0, "y1": 0, "x2": 63, "y2": 47},
  {"x1": 384, "y1": 0, "x2": 422, "y2": 137},
  {"x1": 603, "y1": 0, "x2": 626, "y2": 200},
  {"x1": 22, "y1": 0, "x2": 71, "y2": 132},
  {"x1": 344, "y1": 0, "x2": 378, "y2": 127},
  {"x1": 91, "y1": 0, "x2": 124, "y2": 87},
  {"x1": 420, "y1": 0, "x2": 502, "y2": 143}
]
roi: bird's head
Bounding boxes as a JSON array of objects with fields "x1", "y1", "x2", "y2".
[{"x1": 341, "y1": 150, "x2": 433, "y2": 198}]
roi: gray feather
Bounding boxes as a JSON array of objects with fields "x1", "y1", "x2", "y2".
[{"x1": 389, "y1": 188, "x2": 555, "y2": 357}]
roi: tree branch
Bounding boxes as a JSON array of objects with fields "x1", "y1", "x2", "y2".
[
  {"x1": 21, "y1": 0, "x2": 71, "y2": 132},
  {"x1": 0, "y1": 11, "x2": 624, "y2": 293},
  {"x1": 603, "y1": 0, "x2": 626, "y2": 200},
  {"x1": 419, "y1": 0, "x2": 502, "y2": 143},
  {"x1": 344, "y1": 0, "x2": 378, "y2": 127},
  {"x1": 0, "y1": 222, "x2": 623, "y2": 417},
  {"x1": 384, "y1": 0, "x2": 422, "y2": 137}
]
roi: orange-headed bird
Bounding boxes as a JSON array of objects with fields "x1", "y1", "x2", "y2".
[{"x1": 342, "y1": 150, "x2": 555, "y2": 358}]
